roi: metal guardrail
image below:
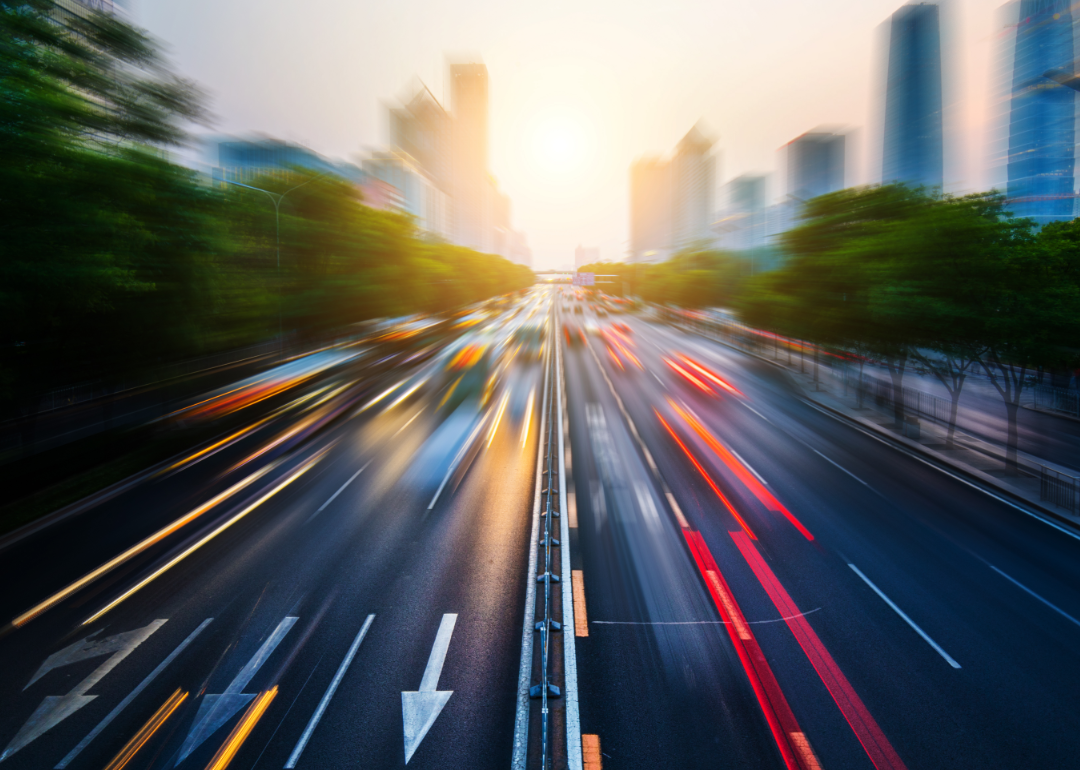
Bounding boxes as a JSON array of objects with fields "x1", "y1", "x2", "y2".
[
  {"x1": 1032, "y1": 385, "x2": 1080, "y2": 419},
  {"x1": 1040, "y1": 465, "x2": 1079, "y2": 513},
  {"x1": 843, "y1": 372, "x2": 955, "y2": 425},
  {"x1": 530, "y1": 309, "x2": 563, "y2": 767}
]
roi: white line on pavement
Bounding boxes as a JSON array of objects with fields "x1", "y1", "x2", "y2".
[
  {"x1": 308, "y1": 460, "x2": 373, "y2": 523},
  {"x1": 55, "y1": 619, "x2": 214, "y2": 768},
  {"x1": 848, "y1": 564, "x2": 961, "y2": 669},
  {"x1": 810, "y1": 447, "x2": 880, "y2": 494},
  {"x1": 286, "y1": 614, "x2": 375, "y2": 768},
  {"x1": 985, "y1": 564, "x2": 1080, "y2": 630}
]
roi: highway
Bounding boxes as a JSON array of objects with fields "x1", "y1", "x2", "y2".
[{"x1": 0, "y1": 286, "x2": 1078, "y2": 769}]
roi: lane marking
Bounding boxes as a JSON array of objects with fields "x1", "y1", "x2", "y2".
[
  {"x1": 392, "y1": 408, "x2": 425, "y2": 438},
  {"x1": 572, "y1": 571, "x2": 589, "y2": 637},
  {"x1": 665, "y1": 492, "x2": 690, "y2": 529},
  {"x1": 986, "y1": 563, "x2": 1080, "y2": 630},
  {"x1": 810, "y1": 448, "x2": 878, "y2": 492},
  {"x1": 402, "y1": 614, "x2": 457, "y2": 764},
  {"x1": 798, "y1": 400, "x2": 1080, "y2": 544},
  {"x1": 285, "y1": 614, "x2": 375, "y2": 768},
  {"x1": 56, "y1": 618, "x2": 213, "y2": 768},
  {"x1": 11, "y1": 462, "x2": 280, "y2": 628},
  {"x1": 487, "y1": 389, "x2": 511, "y2": 448},
  {"x1": 427, "y1": 413, "x2": 490, "y2": 510},
  {"x1": 3, "y1": 620, "x2": 167, "y2": 763},
  {"x1": 741, "y1": 402, "x2": 772, "y2": 423},
  {"x1": 848, "y1": 564, "x2": 961, "y2": 669},
  {"x1": 101, "y1": 689, "x2": 187, "y2": 770},
  {"x1": 582, "y1": 734, "x2": 602, "y2": 770},
  {"x1": 308, "y1": 460, "x2": 373, "y2": 523},
  {"x1": 521, "y1": 387, "x2": 536, "y2": 448},
  {"x1": 176, "y1": 616, "x2": 297, "y2": 765},
  {"x1": 83, "y1": 452, "x2": 325, "y2": 625},
  {"x1": 732, "y1": 532, "x2": 908, "y2": 770}
]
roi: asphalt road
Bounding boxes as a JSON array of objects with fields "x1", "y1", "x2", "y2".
[{"x1": 1, "y1": 288, "x2": 1079, "y2": 770}]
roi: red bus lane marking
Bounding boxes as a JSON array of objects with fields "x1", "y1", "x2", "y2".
[
  {"x1": 730, "y1": 531, "x2": 909, "y2": 770},
  {"x1": 656, "y1": 412, "x2": 757, "y2": 539},
  {"x1": 669, "y1": 400, "x2": 814, "y2": 541},
  {"x1": 683, "y1": 530, "x2": 820, "y2": 770}
]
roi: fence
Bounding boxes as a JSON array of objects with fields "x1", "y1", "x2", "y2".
[
  {"x1": 1040, "y1": 465, "x2": 1079, "y2": 513},
  {"x1": 1031, "y1": 385, "x2": 1080, "y2": 419},
  {"x1": 843, "y1": 371, "x2": 955, "y2": 426}
]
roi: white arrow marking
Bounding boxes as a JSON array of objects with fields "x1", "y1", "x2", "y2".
[
  {"x1": 1, "y1": 620, "x2": 166, "y2": 763},
  {"x1": 56, "y1": 619, "x2": 213, "y2": 768},
  {"x1": 175, "y1": 616, "x2": 297, "y2": 766},
  {"x1": 402, "y1": 614, "x2": 456, "y2": 764}
]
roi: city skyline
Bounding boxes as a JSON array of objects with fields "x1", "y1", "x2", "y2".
[{"x1": 140, "y1": 0, "x2": 1009, "y2": 268}]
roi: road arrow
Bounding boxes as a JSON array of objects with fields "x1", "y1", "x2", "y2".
[
  {"x1": 402, "y1": 614, "x2": 457, "y2": 764},
  {"x1": 174, "y1": 616, "x2": 296, "y2": 766},
  {"x1": 1, "y1": 620, "x2": 165, "y2": 763}
]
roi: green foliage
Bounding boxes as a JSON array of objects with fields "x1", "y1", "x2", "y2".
[{"x1": 0, "y1": 1, "x2": 533, "y2": 415}]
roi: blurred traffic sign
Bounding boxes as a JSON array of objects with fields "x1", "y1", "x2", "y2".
[{"x1": 573, "y1": 272, "x2": 595, "y2": 286}]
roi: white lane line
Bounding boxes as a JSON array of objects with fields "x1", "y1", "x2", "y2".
[
  {"x1": 810, "y1": 447, "x2": 879, "y2": 494},
  {"x1": 307, "y1": 460, "x2": 373, "y2": 523},
  {"x1": 741, "y1": 402, "x2": 772, "y2": 423},
  {"x1": 848, "y1": 564, "x2": 961, "y2": 669},
  {"x1": 986, "y1": 564, "x2": 1080, "y2": 630},
  {"x1": 651, "y1": 372, "x2": 664, "y2": 386},
  {"x1": 55, "y1": 619, "x2": 213, "y2": 768},
  {"x1": 392, "y1": 408, "x2": 424, "y2": 438},
  {"x1": 799, "y1": 399, "x2": 1080, "y2": 544},
  {"x1": 727, "y1": 446, "x2": 770, "y2": 487},
  {"x1": 285, "y1": 614, "x2": 375, "y2": 768},
  {"x1": 427, "y1": 413, "x2": 490, "y2": 510}
]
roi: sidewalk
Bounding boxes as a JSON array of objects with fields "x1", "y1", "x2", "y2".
[{"x1": 689, "y1": 327, "x2": 1080, "y2": 531}]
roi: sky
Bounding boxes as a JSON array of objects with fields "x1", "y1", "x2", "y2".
[{"x1": 136, "y1": 0, "x2": 1011, "y2": 270}]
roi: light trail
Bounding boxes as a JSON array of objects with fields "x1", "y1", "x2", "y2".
[
  {"x1": 655, "y1": 411, "x2": 757, "y2": 539},
  {"x1": 487, "y1": 388, "x2": 512, "y2": 448},
  {"x1": 102, "y1": 689, "x2": 188, "y2": 770},
  {"x1": 522, "y1": 387, "x2": 536, "y2": 447},
  {"x1": 204, "y1": 687, "x2": 278, "y2": 770},
  {"x1": 81, "y1": 450, "x2": 326, "y2": 626},
  {"x1": 11, "y1": 461, "x2": 282, "y2": 629}
]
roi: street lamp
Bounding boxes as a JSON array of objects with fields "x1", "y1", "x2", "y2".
[{"x1": 216, "y1": 171, "x2": 327, "y2": 359}]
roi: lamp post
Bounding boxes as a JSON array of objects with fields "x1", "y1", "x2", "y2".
[{"x1": 217, "y1": 171, "x2": 327, "y2": 359}]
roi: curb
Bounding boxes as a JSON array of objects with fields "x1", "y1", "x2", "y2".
[{"x1": 681, "y1": 325, "x2": 1080, "y2": 537}]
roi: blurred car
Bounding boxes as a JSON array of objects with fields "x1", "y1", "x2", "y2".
[
  {"x1": 563, "y1": 322, "x2": 585, "y2": 347},
  {"x1": 514, "y1": 320, "x2": 545, "y2": 362},
  {"x1": 612, "y1": 321, "x2": 632, "y2": 335}
]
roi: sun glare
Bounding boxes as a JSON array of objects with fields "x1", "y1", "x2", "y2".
[{"x1": 531, "y1": 115, "x2": 589, "y2": 176}]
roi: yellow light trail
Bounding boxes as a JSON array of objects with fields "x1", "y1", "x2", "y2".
[
  {"x1": 12, "y1": 461, "x2": 282, "y2": 628},
  {"x1": 521, "y1": 387, "x2": 535, "y2": 448},
  {"x1": 82, "y1": 450, "x2": 326, "y2": 626},
  {"x1": 204, "y1": 687, "x2": 278, "y2": 770},
  {"x1": 487, "y1": 389, "x2": 511, "y2": 448},
  {"x1": 103, "y1": 689, "x2": 187, "y2": 770}
]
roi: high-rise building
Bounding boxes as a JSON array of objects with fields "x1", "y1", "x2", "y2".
[
  {"x1": 713, "y1": 174, "x2": 768, "y2": 252},
  {"x1": 450, "y1": 63, "x2": 492, "y2": 252},
  {"x1": 1003, "y1": 0, "x2": 1076, "y2": 225},
  {"x1": 671, "y1": 125, "x2": 717, "y2": 251},
  {"x1": 882, "y1": 3, "x2": 943, "y2": 190},
  {"x1": 629, "y1": 157, "x2": 673, "y2": 263},
  {"x1": 362, "y1": 151, "x2": 451, "y2": 240},
  {"x1": 389, "y1": 85, "x2": 452, "y2": 194},
  {"x1": 629, "y1": 125, "x2": 716, "y2": 263},
  {"x1": 786, "y1": 131, "x2": 845, "y2": 200}
]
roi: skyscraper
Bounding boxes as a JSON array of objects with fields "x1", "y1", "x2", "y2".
[
  {"x1": 450, "y1": 63, "x2": 491, "y2": 251},
  {"x1": 882, "y1": 3, "x2": 943, "y2": 190},
  {"x1": 670, "y1": 125, "x2": 716, "y2": 251},
  {"x1": 629, "y1": 157, "x2": 673, "y2": 263},
  {"x1": 1005, "y1": 0, "x2": 1076, "y2": 225},
  {"x1": 787, "y1": 131, "x2": 845, "y2": 200},
  {"x1": 629, "y1": 125, "x2": 716, "y2": 262}
]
